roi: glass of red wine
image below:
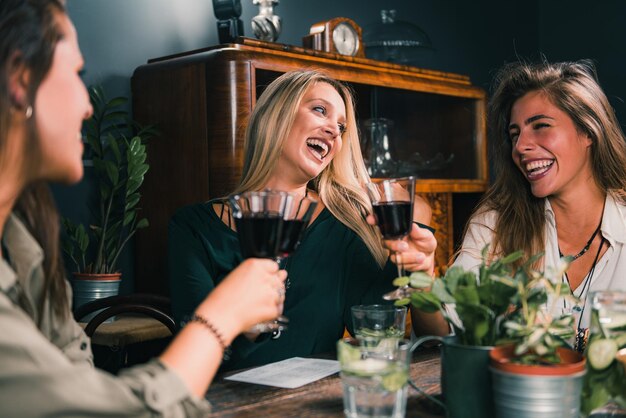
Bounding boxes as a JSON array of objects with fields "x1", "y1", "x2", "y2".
[
  {"x1": 229, "y1": 190, "x2": 290, "y2": 332},
  {"x1": 277, "y1": 193, "x2": 318, "y2": 286},
  {"x1": 366, "y1": 177, "x2": 416, "y2": 299}
]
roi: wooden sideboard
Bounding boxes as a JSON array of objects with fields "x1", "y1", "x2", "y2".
[{"x1": 131, "y1": 38, "x2": 487, "y2": 296}]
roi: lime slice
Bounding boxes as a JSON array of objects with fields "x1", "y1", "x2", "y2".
[
  {"x1": 376, "y1": 337, "x2": 400, "y2": 351},
  {"x1": 588, "y1": 338, "x2": 618, "y2": 370},
  {"x1": 615, "y1": 333, "x2": 626, "y2": 349},
  {"x1": 343, "y1": 358, "x2": 388, "y2": 376},
  {"x1": 385, "y1": 326, "x2": 405, "y2": 338},
  {"x1": 337, "y1": 341, "x2": 362, "y2": 365},
  {"x1": 381, "y1": 368, "x2": 408, "y2": 392},
  {"x1": 357, "y1": 328, "x2": 387, "y2": 338},
  {"x1": 605, "y1": 313, "x2": 626, "y2": 333}
]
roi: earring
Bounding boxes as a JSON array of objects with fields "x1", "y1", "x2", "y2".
[{"x1": 25, "y1": 106, "x2": 33, "y2": 119}]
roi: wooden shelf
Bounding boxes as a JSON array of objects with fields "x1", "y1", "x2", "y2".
[{"x1": 132, "y1": 39, "x2": 488, "y2": 295}]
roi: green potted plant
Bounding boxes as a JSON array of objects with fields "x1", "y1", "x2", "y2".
[
  {"x1": 404, "y1": 247, "x2": 523, "y2": 418},
  {"x1": 487, "y1": 257, "x2": 585, "y2": 418},
  {"x1": 62, "y1": 86, "x2": 155, "y2": 315},
  {"x1": 403, "y1": 247, "x2": 583, "y2": 418}
]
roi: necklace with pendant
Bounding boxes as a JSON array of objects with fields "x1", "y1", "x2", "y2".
[{"x1": 558, "y1": 221, "x2": 602, "y2": 261}]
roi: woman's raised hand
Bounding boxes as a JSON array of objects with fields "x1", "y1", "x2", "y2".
[
  {"x1": 196, "y1": 258, "x2": 287, "y2": 335},
  {"x1": 386, "y1": 224, "x2": 436, "y2": 275}
]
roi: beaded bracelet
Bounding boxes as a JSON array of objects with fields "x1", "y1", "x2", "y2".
[{"x1": 189, "y1": 313, "x2": 228, "y2": 351}]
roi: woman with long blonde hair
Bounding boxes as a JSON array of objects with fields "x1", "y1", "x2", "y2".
[{"x1": 169, "y1": 70, "x2": 437, "y2": 371}]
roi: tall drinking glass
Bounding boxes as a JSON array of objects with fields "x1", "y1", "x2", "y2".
[
  {"x1": 338, "y1": 337, "x2": 411, "y2": 418},
  {"x1": 582, "y1": 291, "x2": 626, "y2": 417},
  {"x1": 229, "y1": 190, "x2": 290, "y2": 332},
  {"x1": 366, "y1": 177, "x2": 416, "y2": 298}
]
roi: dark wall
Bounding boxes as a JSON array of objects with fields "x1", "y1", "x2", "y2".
[
  {"x1": 59, "y1": 0, "x2": 623, "y2": 289},
  {"x1": 538, "y1": 1, "x2": 626, "y2": 126}
]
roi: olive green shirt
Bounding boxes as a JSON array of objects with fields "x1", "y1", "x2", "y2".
[
  {"x1": 0, "y1": 214, "x2": 210, "y2": 417},
  {"x1": 168, "y1": 201, "x2": 396, "y2": 372}
]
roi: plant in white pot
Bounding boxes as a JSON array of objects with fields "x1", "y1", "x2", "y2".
[
  {"x1": 62, "y1": 86, "x2": 155, "y2": 316},
  {"x1": 488, "y1": 257, "x2": 585, "y2": 418},
  {"x1": 401, "y1": 248, "x2": 583, "y2": 418}
]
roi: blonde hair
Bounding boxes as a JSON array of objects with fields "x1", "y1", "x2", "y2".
[
  {"x1": 232, "y1": 70, "x2": 387, "y2": 266},
  {"x1": 473, "y1": 59, "x2": 626, "y2": 265}
]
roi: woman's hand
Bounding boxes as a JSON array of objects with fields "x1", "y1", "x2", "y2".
[
  {"x1": 160, "y1": 259, "x2": 287, "y2": 396},
  {"x1": 196, "y1": 258, "x2": 287, "y2": 337},
  {"x1": 386, "y1": 224, "x2": 436, "y2": 275},
  {"x1": 367, "y1": 194, "x2": 437, "y2": 275}
]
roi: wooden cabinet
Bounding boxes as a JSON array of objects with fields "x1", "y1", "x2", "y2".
[{"x1": 131, "y1": 38, "x2": 487, "y2": 296}]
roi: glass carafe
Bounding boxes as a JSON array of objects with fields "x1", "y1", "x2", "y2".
[{"x1": 362, "y1": 118, "x2": 397, "y2": 177}]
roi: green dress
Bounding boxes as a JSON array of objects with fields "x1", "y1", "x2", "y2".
[{"x1": 168, "y1": 200, "x2": 397, "y2": 371}]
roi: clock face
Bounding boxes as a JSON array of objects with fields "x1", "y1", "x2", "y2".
[{"x1": 332, "y1": 22, "x2": 359, "y2": 56}]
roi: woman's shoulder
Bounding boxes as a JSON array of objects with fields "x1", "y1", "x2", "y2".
[
  {"x1": 467, "y1": 207, "x2": 499, "y2": 229},
  {"x1": 170, "y1": 199, "x2": 225, "y2": 229}
]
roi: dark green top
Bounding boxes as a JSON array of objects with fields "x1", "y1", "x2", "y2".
[{"x1": 168, "y1": 200, "x2": 396, "y2": 371}]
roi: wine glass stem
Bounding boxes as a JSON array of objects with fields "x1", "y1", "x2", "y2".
[{"x1": 395, "y1": 250, "x2": 404, "y2": 278}]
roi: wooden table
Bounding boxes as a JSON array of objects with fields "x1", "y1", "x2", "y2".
[{"x1": 206, "y1": 347, "x2": 444, "y2": 417}]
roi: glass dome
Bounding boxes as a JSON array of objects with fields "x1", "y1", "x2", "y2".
[{"x1": 363, "y1": 10, "x2": 435, "y2": 66}]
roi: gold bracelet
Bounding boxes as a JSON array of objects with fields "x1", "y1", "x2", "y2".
[{"x1": 189, "y1": 314, "x2": 227, "y2": 350}]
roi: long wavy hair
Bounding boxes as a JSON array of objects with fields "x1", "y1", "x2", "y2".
[
  {"x1": 0, "y1": 0, "x2": 69, "y2": 319},
  {"x1": 232, "y1": 70, "x2": 387, "y2": 266},
  {"x1": 470, "y1": 59, "x2": 626, "y2": 265}
]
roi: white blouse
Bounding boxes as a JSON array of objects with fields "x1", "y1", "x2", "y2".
[{"x1": 452, "y1": 193, "x2": 626, "y2": 330}]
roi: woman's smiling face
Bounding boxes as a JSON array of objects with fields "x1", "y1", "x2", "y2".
[
  {"x1": 509, "y1": 90, "x2": 593, "y2": 199},
  {"x1": 33, "y1": 11, "x2": 92, "y2": 184},
  {"x1": 273, "y1": 81, "x2": 346, "y2": 185}
]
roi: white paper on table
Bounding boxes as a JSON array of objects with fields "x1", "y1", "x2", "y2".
[{"x1": 224, "y1": 357, "x2": 340, "y2": 389}]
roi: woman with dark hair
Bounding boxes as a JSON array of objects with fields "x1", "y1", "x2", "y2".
[
  {"x1": 452, "y1": 59, "x2": 626, "y2": 351},
  {"x1": 0, "y1": 1, "x2": 285, "y2": 415}
]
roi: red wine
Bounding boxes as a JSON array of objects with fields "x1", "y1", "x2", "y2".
[
  {"x1": 373, "y1": 201, "x2": 412, "y2": 239},
  {"x1": 235, "y1": 213, "x2": 282, "y2": 259},
  {"x1": 278, "y1": 219, "x2": 306, "y2": 257}
]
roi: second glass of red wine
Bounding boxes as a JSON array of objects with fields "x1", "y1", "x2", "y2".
[
  {"x1": 278, "y1": 193, "x2": 318, "y2": 286},
  {"x1": 366, "y1": 176, "x2": 416, "y2": 281},
  {"x1": 229, "y1": 190, "x2": 290, "y2": 332}
]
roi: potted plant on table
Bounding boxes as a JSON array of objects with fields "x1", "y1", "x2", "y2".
[
  {"x1": 399, "y1": 247, "x2": 523, "y2": 418},
  {"x1": 488, "y1": 257, "x2": 586, "y2": 418},
  {"x1": 399, "y1": 247, "x2": 584, "y2": 418},
  {"x1": 62, "y1": 86, "x2": 155, "y2": 316}
]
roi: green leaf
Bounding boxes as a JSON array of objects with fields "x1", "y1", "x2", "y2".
[
  {"x1": 498, "y1": 250, "x2": 525, "y2": 265},
  {"x1": 103, "y1": 160, "x2": 119, "y2": 186},
  {"x1": 136, "y1": 218, "x2": 149, "y2": 229},
  {"x1": 123, "y1": 211, "x2": 136, "y2": 227},
  {"x1": 409, "y1": 271, "x2": 432, "y2": 288},
  {"x1": 410, "y1": 292, "x2": 441, "y2": 313},
  {"x1": 77, "y1": 224, "x2": 89, "y2": 252},
  {"x1": 431, "y1": 279, "x2": 455, "y2": 303},
  {"x1": 126, "y1": 178, "x2": 142, "y2": 196},
  {"x1": 105, "y1": 96, "x2": 128, "y2": 108},
  {"x1": 393, "y1": 276, "x2": 409, "y2": 287},
  {"x1": 125, "y1": 192, "x2": 141, "y2": 211},
  {"x1": 108, "y1": 134, "x2": 122, "y2": 163},
  {"x1": 453, "y1": 284, "x2": 481, "y2": 306}
]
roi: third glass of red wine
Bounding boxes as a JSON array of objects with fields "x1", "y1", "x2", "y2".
[{"x1": 366, "y1": 176, "x2": 416, "y2": 282}]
